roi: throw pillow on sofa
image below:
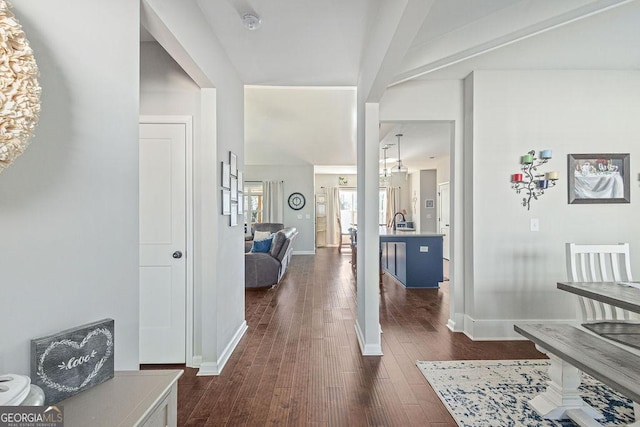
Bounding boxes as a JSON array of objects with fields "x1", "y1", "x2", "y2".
[
  {"x1": 253, "y1": 230, "x2": 271, "y2": 241},
  {"x1": 250, "y1": 235, "x2": 273, "y2": 253}
]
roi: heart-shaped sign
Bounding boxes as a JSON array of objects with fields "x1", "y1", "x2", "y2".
[
  {"x1": 31, "y1": 319, "x2": 115, "y2": 405},
  {"x1": 37, "y1": 328, "x2": 112, "y2": 392}
]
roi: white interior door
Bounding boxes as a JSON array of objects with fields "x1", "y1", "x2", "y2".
[
  {"x1": 438, "y1": 182, "x2": 450, "y2": 260},
  {"x1": 139, "y1": 123, "x2": 186, "y2": 363}
]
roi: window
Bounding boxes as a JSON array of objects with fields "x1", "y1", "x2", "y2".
[
  {"x1": 338, "y1": 188, "x2": 387, "y2": 232},
  {"x1": 243, "y1": 182, "x2": 263, "y2": 232},
  {"x1": 339, "y1": 189, "x2": 357, "y2": 233}
]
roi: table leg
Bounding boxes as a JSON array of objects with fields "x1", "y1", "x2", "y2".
[{"x1": 529, "y1": 348, "x2": 602, "y2": 421}]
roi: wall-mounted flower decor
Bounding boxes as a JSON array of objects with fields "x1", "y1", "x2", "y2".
[{"x1": 0, "y1": 0, "x2": 41, "y2": 174}]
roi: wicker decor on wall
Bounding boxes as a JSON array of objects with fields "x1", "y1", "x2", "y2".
[{"x1": 0, "y1": 0, "x2": 41, "y2": 174}]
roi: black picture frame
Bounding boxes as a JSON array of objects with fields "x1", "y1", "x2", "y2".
[{"x1": 567, "y1": 153, "x2": 630, "y2": 204}]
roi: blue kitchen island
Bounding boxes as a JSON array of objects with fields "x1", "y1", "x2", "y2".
[{"x1": 380, "y1": 227, "x2": 444, "y2": 288}]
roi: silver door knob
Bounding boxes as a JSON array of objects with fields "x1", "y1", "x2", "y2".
[{"x1": 172, "y1": 251, "x2": 183, "y2": 259}]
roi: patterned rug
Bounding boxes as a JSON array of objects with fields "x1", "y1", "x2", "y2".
[{"x1": 416, "y1": 359, "x2": 635, "y2": 427}]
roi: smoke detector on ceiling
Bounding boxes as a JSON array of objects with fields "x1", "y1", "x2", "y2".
[{"x1": 242, "y1": 13, "x2": 261, "y2": 30}]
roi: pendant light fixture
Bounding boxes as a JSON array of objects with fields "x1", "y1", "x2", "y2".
[
  {"x1": 379, "y1": 145, "x2": 390, "y2": 186},
  {"x1": 392, "y1": 133, "x2": 408, "y2": 174}
]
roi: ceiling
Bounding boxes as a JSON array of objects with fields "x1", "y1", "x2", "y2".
[
  {"x1": 379, "y1": 122, "x2": 452, "y2": 172},
  {"x1": 144, "y1": 0, "x2": 640, "y2": 173},
  {"x1": 244, "y1": 86, "x2": 357, "y2": 166},
  {"x1": 407, "y1": 0, "x2": 640, "y2": 81},
  {"x1": 195, "y1": 0, "x2": 378, "y2": 86}
]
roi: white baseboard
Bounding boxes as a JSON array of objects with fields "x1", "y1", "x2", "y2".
[
  {"x1": 197, "y1": 321, "x2": 248, "y2": 376},
  {"x1": 354, "y1": 320, "x2": 383, "y2": 356},
  {"x1": 463, "y1": 315, "x2": 576, "y2": 341},
  {"x1": 188, "y1": 355, "x2": 202, "y2": 368},
  {"x1": 293, "y1": 250, "x2": 315, "y2": 255},
  {"x1": 447, "y1": 313, "x2": 465, "y2": 332}
]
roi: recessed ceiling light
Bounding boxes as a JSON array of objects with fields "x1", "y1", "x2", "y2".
[{"x1": 242, "y1": 13, "x2": 261, "y2": 30}]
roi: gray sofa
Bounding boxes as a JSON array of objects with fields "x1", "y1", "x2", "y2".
[
  {"x1": 245, "y1": 227, "x2": 298, "y2": 288},
  {"x1": 244, "y1": 222, "x2": 284, "y2": 253}
]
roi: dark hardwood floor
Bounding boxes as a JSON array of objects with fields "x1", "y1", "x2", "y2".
[{"x1": 154, "y1": 248, "x2": 544, "y2": 426}]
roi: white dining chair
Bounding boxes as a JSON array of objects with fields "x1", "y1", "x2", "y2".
[
  {"x1": 566, "y1": 243, "x2": 636, "y2": 322},
  {"x1": 337, "y1": 217, "x2": 351, "y2": 254}
]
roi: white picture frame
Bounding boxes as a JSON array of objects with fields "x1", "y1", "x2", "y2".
[
  {"x1": 222, "y1": 189, "x2": 231, "y2": 215},
  {"x1": 231, "y1": 177, "x2": 238, "y2": 201},
  {"x1": 230, "y1": 152, "x2": 237, "y2": 177},
  {"x1": 221, "y1": 162, "x2": 231, "y2": 189},
  {"x1": 230, "y1": 203, "x2": 238, "y2": 226},
  {"x1": 238, "y1": 191, "x2": 244, "y2": 213}
]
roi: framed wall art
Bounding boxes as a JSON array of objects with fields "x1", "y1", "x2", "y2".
[
  {"x1": 230, "y1": 204, "x2": 238, "y2": 226},
  {"x1": 230, "y1": 152, "x2": 237, "y2": 176},
  {"x1": 222, "y1": 189, "x2": 231, "y2": 214},
  {"x1": 231, "y1": 177, "x2": 238, "y2": 201},
  {"x1": 567, "y1": 153, "x2": 630, "y2": 204},
  {"x1": 221, "y1": 162, "x2": 231, "y2": 189}
]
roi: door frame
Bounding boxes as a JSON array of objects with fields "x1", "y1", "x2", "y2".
[
  {"x1": 437, "y1": 181, "x2": 450, "y2": 260},
  {"x1": 139, "y1": 115, "x2": 195, "y2": 367}
]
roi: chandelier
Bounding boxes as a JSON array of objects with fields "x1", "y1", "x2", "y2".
[
  {"x1": 391, "y1": 133, "x2": 408, "y2": 174},
  {"x1": 379, "y1": 145, "x2": 391, "y2": 186}
]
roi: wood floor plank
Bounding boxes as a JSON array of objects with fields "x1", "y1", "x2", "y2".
[
  {"x1": 145, "y1": 248, "x2": 544, "y2": 426},
  {"x1": 264, "y1": 386, "x2": 291, "y2": 426}
]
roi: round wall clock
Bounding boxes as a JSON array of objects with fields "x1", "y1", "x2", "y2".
[{"x1": 287, "y1": 192, "x2": 305, "y2": 210}]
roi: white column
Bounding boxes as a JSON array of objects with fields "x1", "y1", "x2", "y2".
[
  {"x1": 447, "y1": 117, "x2": 465, "y2": 332},
  {"x1": 355, "y1": 102, "x2": 382, "y2": 356}
]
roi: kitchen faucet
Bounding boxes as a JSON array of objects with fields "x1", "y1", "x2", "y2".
[{"x1": 391, "y1": 211, "x2": 406, "y2": 231}]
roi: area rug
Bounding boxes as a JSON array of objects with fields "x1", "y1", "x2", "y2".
[{"x1": 416, "y1": 359, "x2": 635, "y2": 426}]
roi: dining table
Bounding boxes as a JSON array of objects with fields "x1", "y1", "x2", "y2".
[
  {"x1": 557, "y1": 281, "x2": 640, "y2": 314},
  {"x1": 557, "y1": 280, "x2": 640, "y2": 349}
]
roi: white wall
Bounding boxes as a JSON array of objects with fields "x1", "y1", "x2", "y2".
[
  {"x1": 380, "y1": 80, "x2": 462, "y2": 122},
  {"x1": 140, "y1": 42, "x2": 201, "y2": 115},
  {"x1": 434, "y1": 155, "x2": 451, "y2": 183},
  {"x1": 467, "y1": 70, "x2": 640, "y2": 338},
  {"x1": 314, "y1": 174, "x2": 357, "y2": 192},
  {"x1": 142, "y1": 0, "x2": 246, "y2": 373},
  {"x1": 0, "y1": 1, "x2": 140, "y2": 373},
  {"x1": 380, "y1": 79, "x2": 465, "y2": 331},
  {"x1": 420, "y1": 170, "x2": 437, "y2": 232},
  {"x1": 139, "y1": 42, "x2": 204, "y2": 356},
  {"x1": 463, "y1": 74, "x2": 475, "y2": 322},
  {"x1": 246, "y1": 165, "x2": 315, "y2": 254},
  {"x1": 409, "y1": 172, "x2": 421, "y2": 230},
  {"x1": 408, "y1": 156, "x2": 450, "y2": 231}
]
